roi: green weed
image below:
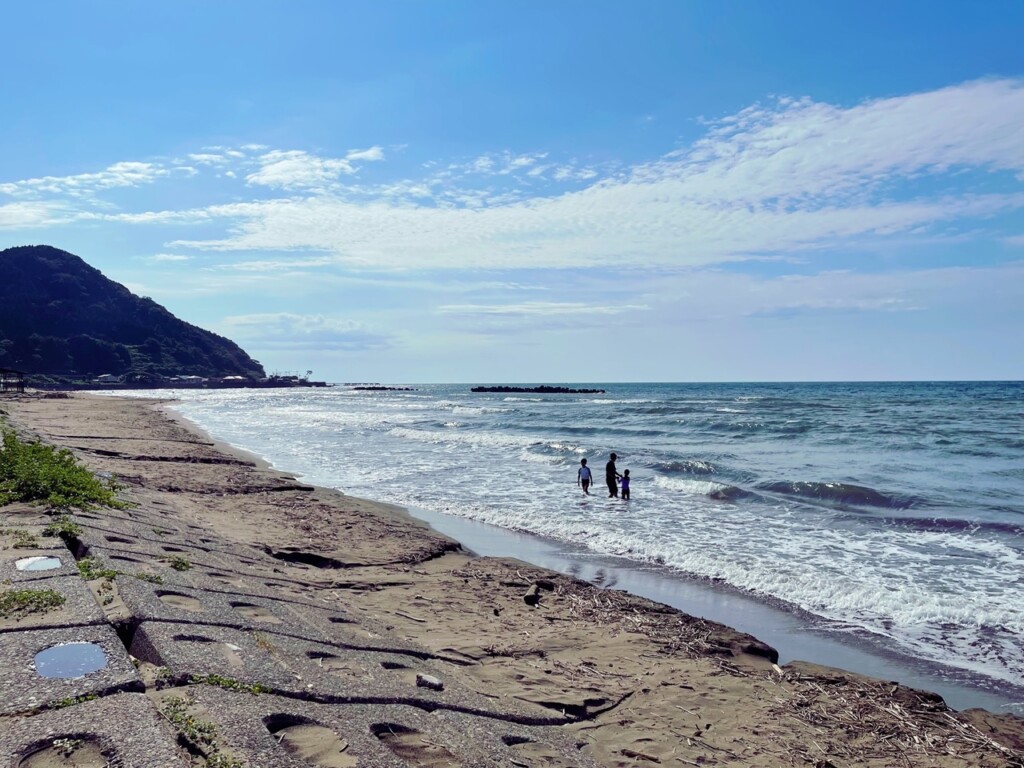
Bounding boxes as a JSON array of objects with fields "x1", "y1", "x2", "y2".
[
  {"x1": 11, "y1": 529, "x2": 39, "y2": 548},
  {"x1": 161, "y1": 695, "x2": 244, "y2": 767},
  {"x1": 42, "y1": 514, "x2": 82, "y2": 540},
  {"x1": 189, "y1": 673, "x2": 265, "y2": 695},
  {"x1": 50, "y1": 693, "x2": 98, "y2": 710},
  {"x1": 0, "y1": 587, "x2": 65, "y2": 618},
  {"x1": 77, "y1": 556, "x2": 118, "y2": 581},
  {"x1": 0, "y1": 431, "x2": 124, "y2": 509}
]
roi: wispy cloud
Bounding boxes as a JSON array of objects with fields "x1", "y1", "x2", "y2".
[
  {"x1": 146, "y1": 253, "x2": 192, "y2": 262},
  {"x1": 345, "y1": 146, "x2": 385, "y2": 162},
  {"x1": 245, "y1": 150, "x2": 355, "y2": 190},
  {"x1": 0, "y1": 201, "x2": 74, "y2": 229},
  {"x1": 222, "y1": 312, "x2": 393, "y2": 351},
  {"x1": 170, "y1": 79, "x2": 1024, "y2": 268},
  {"x1": 0, "y1": 161, "x2": 169, "y2": 199},
  {"x1": 437, "y1": 302, "x2": 649, "y2": 316},
  {"x1": 5, "y1": 78, "x2": 1024, "y2": 273}
]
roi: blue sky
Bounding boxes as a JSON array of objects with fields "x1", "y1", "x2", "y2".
[{"x1": 2, "y1": 1, "x2": 1023, "y2": 382}]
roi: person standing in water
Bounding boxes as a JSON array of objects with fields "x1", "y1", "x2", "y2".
[
  {"x1": 606, "y1": 453, "x2": 621, "y2": 497},
  {"x1": 620, "y1": 469, "x2": 631, "y2": 500},
  {"x1": 577, "y1": 458, "x2": 593, "y2": 495}
]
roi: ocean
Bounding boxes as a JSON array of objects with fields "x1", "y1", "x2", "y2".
[{"x1": 112, "y1": 381, "x2": 1023, "y2": 708}]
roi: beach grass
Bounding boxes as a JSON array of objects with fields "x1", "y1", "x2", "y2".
[
  {"x1": 0, "y1": 430, "x2": 123, "y2": 509},
  {"x1": 0, "y1": 587, "x2": 65, "y2": 618}
]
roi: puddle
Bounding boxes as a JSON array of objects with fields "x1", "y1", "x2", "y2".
[
  {"x1": 35, "y1": 642, "x2": 107, "y2": 678},
  {"x1": 15, "y1": 556, "x2": 62, "y2": 571}
]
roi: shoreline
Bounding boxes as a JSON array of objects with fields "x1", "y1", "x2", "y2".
[
  {"x1": 156, "y1": 394, "x2": 1024, "y2": 714},
  {"x1": 3, "y1": 391, "x2": 1023, "y2": 766},
  {"x1": 404, "y1": 503, "x2": 1023, "y2": 714}
]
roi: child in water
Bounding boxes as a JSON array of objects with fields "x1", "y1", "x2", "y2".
[
  {"x1": 620, "y1": 469, "x2": 631, "y2": 500},
  {"x1": 577, "y1": 458, "x2": 593, "y2": 495}
]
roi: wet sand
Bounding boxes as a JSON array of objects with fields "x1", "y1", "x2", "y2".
[{"x1": 2, "y1": 392, "x2": 1023, "y2": 767}]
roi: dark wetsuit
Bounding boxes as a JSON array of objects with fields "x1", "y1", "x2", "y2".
[{"x1": 606, "y1": 460, "x2": 618, "y2": 497}]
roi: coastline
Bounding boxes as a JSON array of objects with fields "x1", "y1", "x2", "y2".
[
  {"x1": 405, "y1": 504, "x2": 1023, "y2": 715},
  {"x1": 157, "y1": 391, "x2": 1024, "y2": 715},
  {"x1": 2, "y1": 392, "x2": 1023, "y2": 766}
]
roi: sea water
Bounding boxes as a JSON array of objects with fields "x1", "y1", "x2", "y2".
[{"x1": 112, "y1": 382, "x2": 1023, "y2": 702}]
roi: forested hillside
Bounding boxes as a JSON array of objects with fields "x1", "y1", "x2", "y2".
[{"x1": 0, "y1": 245, "x2": 265, "y2": 379}]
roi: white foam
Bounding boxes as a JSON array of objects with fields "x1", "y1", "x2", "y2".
[
  {"x1": 156, "y1": 386, "x2": 1024, "y2": 690},
  {"x1": 652, "y1": 475, "x2": 731, "y2": 495}
]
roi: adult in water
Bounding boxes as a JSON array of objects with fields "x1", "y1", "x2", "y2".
[{"x1": 606, "y1": 452, "x2": 621, "y2": 498}]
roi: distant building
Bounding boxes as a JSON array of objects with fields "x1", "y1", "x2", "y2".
[{"x1": 0, "y1": 368, "x2": 26, "y2": 394}]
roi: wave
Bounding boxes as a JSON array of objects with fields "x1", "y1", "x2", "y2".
[
  {"x1": 584, "y1": 398, "x2": 659, "y2": 405},
  {"x1": 879, "y1": 514, "x2": 1024, "y2": 537},
  {"x1": 758, "y1": 481, "x2": 923, "y2": 509},
  {"x1": 650, "y1": 459, "x2": 719, "y2": 475},
  {"x1": 652, "y1": 476, "x2": 741, "y2": 497},
  {"x1": 702, "y1": 420, "x2": 814, "y2": 436}
]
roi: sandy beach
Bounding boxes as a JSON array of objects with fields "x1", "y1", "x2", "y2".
[{"x1": 2, "y1": 392, "x2": 1023, "y2": 767}]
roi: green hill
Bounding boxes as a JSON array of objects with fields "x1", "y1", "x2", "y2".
[{"x1": 0, "y1": 245, "x2": 265, "y2": 380}]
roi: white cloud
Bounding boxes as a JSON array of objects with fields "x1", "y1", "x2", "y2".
[
  {"x1": 223, "y1": 312, "x2": 392, "y2": 351},
  {"x1": 161, "y1": 79, "x2": 1024, "y2": 269},
  {"x1": 147, "y1": 253, "x2": 192, "y2": 262},
  {"x1": 246, "y1": 150, "x2": 354, "y2": 190},
  {"x1": 0, "y1": 161, "x2": 169, "y2": 198},
  {"x1": 345, "y1": 146, "x2": 385, "y2": 162},
  {"x1": 462, "y1": 151, "x2": 549, "y2": 177},
  {"x1": 213, "y1": 257, "x2": 336, "y2": 272},
  {"x1": 8, "y1": 79, "x2": 1024, "y2": 277},
  {"x1": 188, "y1": 153, "x2": 227, "y2": 165},
  {"x1": 437, "y1": 302, "x2": 649, "y2": 316},
  {"x1": 0, "y1": 201, "x2": 74, "y2": 229}
]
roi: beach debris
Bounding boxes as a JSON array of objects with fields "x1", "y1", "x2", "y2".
[
  {"x1": 524, "y1": 584, "x2": 542, "y2": 606},
  {"x1": 524, "y1": 579, "x2": 555, "y2": 606},
  {"x1": 395, "y1": 610, "x2": 427, "y2": 623},
  {"x1": 415, "y1": 673, "x2": 444, "y2": 691}
]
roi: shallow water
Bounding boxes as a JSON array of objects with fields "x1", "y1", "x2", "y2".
[
  {"x1": 109, "y1": 381, "x2": 1024, "y2": 700},
  {"x1": 34, "y1": 641, "x2": 107, "y2": 678},
  {"x1": 15, "y1": 556, "x2": 62, "y2": 571}
]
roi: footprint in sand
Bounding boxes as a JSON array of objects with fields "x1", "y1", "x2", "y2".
[
  {"x1": 18, "y1": 738, "x2": 109, "y2": 768},
  {"x1": 501, "y1": 735, "x2": 577, "y2": 767},
  {"x1": 267, "y1": 721, "x2": 357, "y2": 768},
  {"x1": 378, "y1": 661, "x2": 424, "y2": 688},
  {"x1": 371, "y1": 723, "x2": 461, "y2": 768},
  {"x1": 230, "y1": 602, "x2": 281, "y2": 624},
  {"x1": 207, "y1": 572, "x2": 246, "y2": 588},
  {"x1": 157, "y1": 592, "x2": 205, "y2": 612}
]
